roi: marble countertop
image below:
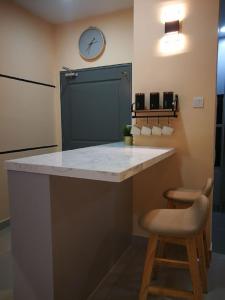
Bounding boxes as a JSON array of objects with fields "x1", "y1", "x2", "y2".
[{"x1": 5, "y1": 142, "x2": 175, "y2": 182}]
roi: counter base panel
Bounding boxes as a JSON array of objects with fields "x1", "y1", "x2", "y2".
[{"x1": 8, "y1": 171, "x2": 132, "y2": 300}]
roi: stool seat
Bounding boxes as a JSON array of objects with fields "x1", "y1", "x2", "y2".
[
  {"x1": 164, "y1": 188, "x2": 201, "y2": 204},
  {"x1": 141, "y1": 195, "x2": 208, "y2": 238},
  {"x1": 164, "y1": 178, "x2": 213, "y2": 206}
]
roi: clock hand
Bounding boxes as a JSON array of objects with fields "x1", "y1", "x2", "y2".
[
  {"x1": 85, "y1": 37, "x2": 96, "y2": 52},
  {"x1": 86, "y1": 44, "x2": 91, "y2": 52},
  {"x1": 89, "y1": 37, "x2": 95, "y2": 45},
  {"x1": 86, "y1": 39, "x2": 99, "y2": 53}
]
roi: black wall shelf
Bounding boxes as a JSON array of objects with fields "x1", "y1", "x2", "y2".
[
  {"x1": 131, "y1": 95, "x2": 179, "y2": 119},
  {"x1": 131, "y1": 108, "x2": 178, "y2": 119}
]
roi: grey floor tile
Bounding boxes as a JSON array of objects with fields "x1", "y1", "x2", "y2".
[
  {"x1": 212, "y1": 213, "x2": 225, "y2": 229},
  {"x1": 0, "y1": 227, "x2": 13, "y2": 300},
  {"x1": 1, "y1": 226, "x2": 225, "y2": 300},
  {"x1": 212, "y1": 212, "x2": 225, "y2": 254},
  {"x1": 91, "y1": 243, "x2": 225, "y2": 300},
  {"x1": 0, "y1": 227, "x2": 11, "y2": 255},
  {"x1": 0, "y1": 252, "x2": 13, "y2": 290},
  {"x1": 0, "y1": 290, "x2": 13, "y2": 300},
  {"x1": 212, "y1": 228, "x2": 225, "y2": 254}
]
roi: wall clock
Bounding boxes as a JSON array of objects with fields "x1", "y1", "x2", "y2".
[{"x1": 79, "y1": 27, "x2": 106, "y2": 61}]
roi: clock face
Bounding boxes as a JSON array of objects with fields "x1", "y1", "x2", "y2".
[{"x1": 79, "y1": 27, "x2": 106, "y2": 61}]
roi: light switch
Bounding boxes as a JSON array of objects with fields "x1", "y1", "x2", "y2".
[{"x1": 193, "y1": 96, "x2": 204, "y2": 108}]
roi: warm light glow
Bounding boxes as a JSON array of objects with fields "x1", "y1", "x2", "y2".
[
  {"x1": 159, "y1": 33, "x2": 187, "y2": 56},
  {"x1": 161, "y1": 4, "x2": 186, "y2": 23},
  {"x1": 158, "y1": 2, "x2": 188, "y2": 56},
  {"x1": 220, "y1": 26, "x2": 225, "y2": 33}
]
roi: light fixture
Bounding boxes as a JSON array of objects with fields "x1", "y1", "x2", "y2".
[
  {"x1": 165, "y1": 20, "x2": 180, "y2": 34},
  {"x1": 158, "y1": 3, "x2": 187, "y2": 56},
  {"x1": 220, "y1": 26, "x2": 225, "y2": 33}
]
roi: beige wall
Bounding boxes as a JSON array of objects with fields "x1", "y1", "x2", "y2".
[
  {"x1": 0, "y1": 0, "x2": 55, "y2": 83},
  {"x1": 54, "y1": 9, "x2": 133, "y2": 145},
  {"x1": 133, "y1": 0, "x2": 219, "y2": 238},
  {"x1": 55, "y1": 9, "x2": 133, "y2": 71},
  {"x1": 0, "y1": 0, "x2": 219, "y2": 241},
  {"x1": 0, "y1": 0, "x2": 57, "y2": 221},
  {"x1": 0, "y1": 4, "x2": 133, "y2": 222}
]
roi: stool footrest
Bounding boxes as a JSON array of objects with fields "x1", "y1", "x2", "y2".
[
  {"x1": 148, "y1": 286, "x2": 193, "y2": 299},
  {"x1": 155, "y1": 258, "x2": 189, "y2": 269}
]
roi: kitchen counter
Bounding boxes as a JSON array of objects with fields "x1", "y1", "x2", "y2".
[
  {"x1": 5, "y1": 142, "x2": 175, "y2": 182},
  {"x1": 6, "y1": 142, "x2": 175, "y2": 300}
]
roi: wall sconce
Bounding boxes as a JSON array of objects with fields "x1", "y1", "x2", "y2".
[
  {"x1": 165, "y1": 20, "x2": 180, "y2": 34},
  {"x1": 158, "y1": 3, "x2": 187, "y2": 56}
]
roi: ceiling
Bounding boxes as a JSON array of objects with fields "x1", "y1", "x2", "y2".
[{"x1": 14, "y1": 0, "x2": 133, "y2": 24}]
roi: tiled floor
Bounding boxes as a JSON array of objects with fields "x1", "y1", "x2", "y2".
[
  {"x1": 90, "y1": 239, "x2": 225, "y2": 300},
  {"x1": 212, "y1": 212, "x2": 225, "y2": 254},
  {"x1": 1, "y1": 227, "x2": 225, "y2": 300},
  {"x1": 0, "y1": 227, "x2": 13, "y2": 300}
]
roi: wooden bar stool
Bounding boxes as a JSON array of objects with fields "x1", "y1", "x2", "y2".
[
  {"x1": 139, "y1": 195, "x2": 209, "y2": 300},
  {"x1": 164, "y1": 178, "x2": 213, "y2": 209},
  {"x1": 164, "y1": 178, "x2": 213, "y2": 268}
]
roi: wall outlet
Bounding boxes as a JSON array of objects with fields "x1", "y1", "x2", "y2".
[{"x1": 193, "y1": 96, "x2": 204, "y2": 108}]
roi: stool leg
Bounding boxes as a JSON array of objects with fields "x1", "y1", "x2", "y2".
[
  {"x1": 139, "y1": 235, "x2": 158, "y2": 300},
  {"x1": 152, "y1": 240, "x2": 166, "y2": 280},
  {"x1": 186, "y1": 238, "x2": 203, "y2": 300},
  {"x1": 196, "y1": 234, "x2": 208, "y2": 293}
]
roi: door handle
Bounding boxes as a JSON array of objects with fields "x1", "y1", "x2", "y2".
[
  {"x1": 121, "y1": 71, "x2": 128, "y2": 79},
  {"x1": 65, "y1": 72, "x2": 78, "y2": 78}
]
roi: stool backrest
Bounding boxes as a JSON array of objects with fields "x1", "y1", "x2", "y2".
[
  {"x1": 202, "y1": 178, "x2": 213, "y2": 197},
  {"x1": 189, "y1": 195, "x2": 210, "y2": 233}
]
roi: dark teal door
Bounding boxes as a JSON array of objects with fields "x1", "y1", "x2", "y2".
[{"x1": 60, "y1": 64, "x2": 132, "y2": 150}]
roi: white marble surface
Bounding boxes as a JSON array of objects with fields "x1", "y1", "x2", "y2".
[{"x1": 5, "y1": 142, "x2": 175, "y2": 182}]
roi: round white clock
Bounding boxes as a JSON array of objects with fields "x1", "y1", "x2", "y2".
[{"x1": 79, "y1": 27, "x2": 106, "y2": 61}]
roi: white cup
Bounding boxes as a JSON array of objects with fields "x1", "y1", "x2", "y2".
[
  {"x1": 162, "y1": 126, "x2": 174, "y2": 136},
  {"x1": 141, "y1": 126, "x2": 152, "y2": 136},
  {"x1": 131, "y1": 125, "x2": 141, "y2": 136},
  {"x1": 152, "y1": 126, "x2": 162, "y2": 136}
]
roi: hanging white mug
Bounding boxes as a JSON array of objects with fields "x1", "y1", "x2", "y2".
[
  {"x1": 141, "y1": 126, "x2": 152, "y2": 136},
  {"x1": 152, "y1": 126, "x2": 162, "y2": 136},
  {"x1": 131, "y1": 125, "x2": 141, "y2": 136},
  {"x1": 162, "y1": 126, "x2": 174, "y2": 136}
]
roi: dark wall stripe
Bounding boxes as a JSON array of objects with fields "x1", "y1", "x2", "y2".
[
  {"x1": 0, "y1": 73, "x2": 56, "y2": 88},
  {"x1": 0, "y1": 145, "x2": 58, "y2": 155},
  {"x1": 0, "y1": 219, "x2": 10, "y2": 230}
]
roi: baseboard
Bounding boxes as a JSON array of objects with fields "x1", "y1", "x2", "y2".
[
  {"x1": 0, "y1": 218, "x2": 10, "y2": 231},
  {"x1": 132, "y1": 235, "x2": 148, "y2": 246}
]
